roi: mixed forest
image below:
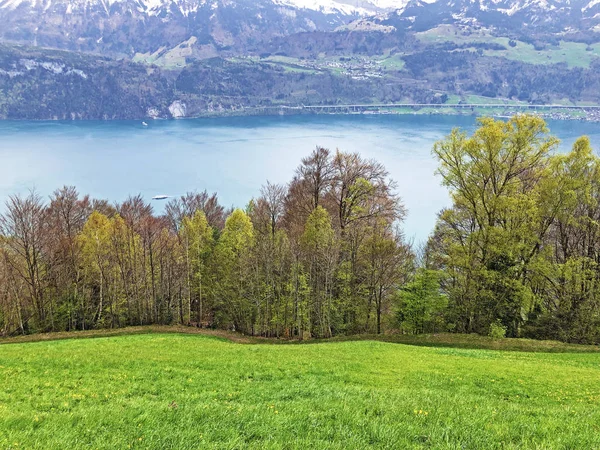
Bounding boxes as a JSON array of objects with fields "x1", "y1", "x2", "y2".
[{"x1": 1, "y1": 115, "x2": 600, "y2": 344}]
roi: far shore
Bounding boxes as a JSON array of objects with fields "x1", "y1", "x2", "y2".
[
  {"x1": 166, "y1": 103, "x2": 600, "y2": 123},
  {"x1": 4, "y1": 104, "x2": 600, "y2": 123}
]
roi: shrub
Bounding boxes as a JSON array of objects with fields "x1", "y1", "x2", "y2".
[{"x1": 488, "y1": 319, "x2": 507, "y2": 339}]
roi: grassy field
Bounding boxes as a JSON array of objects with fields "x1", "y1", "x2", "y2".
[
  {"x1": 1, "y1": 331, "x2": 600, "y2": 449},
  {"x1": 377, "y1": 56, "x2": 406, "y2": 71},
  {"x1": 132, "y1": 37, "x2": 198, "y2": 69},
  {"x1": 416, "y1": 25, "x2": 600, "y2": 68}
]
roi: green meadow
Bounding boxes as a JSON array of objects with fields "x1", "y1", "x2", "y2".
[
  {"x1": 416, "y1": 25, "x2": 600, "y2": 68},
  {"x1": 1, "y1": 332, "x2": 600, "y2": 449}
]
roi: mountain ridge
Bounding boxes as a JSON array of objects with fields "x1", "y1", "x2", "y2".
[{"x1": 2, "y1": 0, "x2": 600, "y2": 58}]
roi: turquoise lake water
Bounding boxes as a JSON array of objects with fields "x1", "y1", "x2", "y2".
[{"x1": 1, "y1": 114, "x2": 599, "y2": 243}]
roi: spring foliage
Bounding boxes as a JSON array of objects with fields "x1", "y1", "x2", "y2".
[
  {"x1": 2, "y1": 115, "x2": 600, "y2": 343},
  {"x1": 429, "y1": 115, "x2": 600, "y2": 343},
  {"x1": 0, "y1": 149, "x2": 411, "y2": 338}
]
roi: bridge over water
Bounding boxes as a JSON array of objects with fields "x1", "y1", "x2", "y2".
[{"x1": 248, "y1": 103, "x2": 600, "y2": 114}]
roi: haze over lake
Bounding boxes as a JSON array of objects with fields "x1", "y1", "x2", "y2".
[{"x1": 2, "y1": 114, "x2": 600, "y2": 243}]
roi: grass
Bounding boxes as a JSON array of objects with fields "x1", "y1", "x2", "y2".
[
  {"x1": 1, "y1": 330, "x2": 600, "y2": 449},
  {"x1": 416, "y1": 25, "x2": 508, "y2": 46},
  {"x1": 326, "y1": 332, "x2": 600, "y2": 353},
  {"x1": 132, "y1": 37, "x2": 198, "y2": 69},
  {"x1": 462, "y1": 95, "x2": 527, "y2": 106},
  {"x1": 443, "y1": 94, "x2": 462, "y2": 105},
  {"x1": 485, "y1": 41, "x2": 600, "y2": 69},
  {"x1": 416, "y1": 25, "x2": 600, "y2": 68},
  {"x1": 377, "y1": 56, "x2": 406, "y2": 71},
  {"x1": 242, "y1": 56, "x2": 320, "y2": 74}
]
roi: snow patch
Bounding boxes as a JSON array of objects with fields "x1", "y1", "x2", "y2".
[
  {"x1": 583, "y1": 0, "x2": 600, "y2": 11},
  {"x1": 0, "y1": 69, "x2": 24, "y2": 77},
  {"x1": 41, "y1": 61, "x2": 65, "y2": 73},
  {"x1": 272, "y1": 0, "x2": 404, "y2": 15}
]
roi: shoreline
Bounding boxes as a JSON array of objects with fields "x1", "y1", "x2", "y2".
[
  {"x1": 158, "y1": 104, "x2": 600, "y2": 123},
  {"x1": 3, "y1": 105, "x2": 600, "y2": 123},
  {"x1": 191, "y1": 104, "x2": 600, "y2": 123}
]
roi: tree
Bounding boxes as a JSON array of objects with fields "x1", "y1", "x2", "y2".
[
  {"x1": 397, "y1": 269, "x2": 447, "y2": 334},
  {"x1": 78, "y1": 211, "x2": 113, "y2": 328},
  {"x1": 432, "y1": 115, "x2": 559, "y2": 336},
  {"x1": 180, "y1": 211, "x2": 214, "y2": 326},
  {"x1": 526, "y1": 137, "x2": 600, "y2": 343},
  {"x1": 0, "y1": 190, "x2": 49, "y2": 331},
  {"x1": 250, "y1": 183, "x2": 293, "y2": 336},
  {"x1": 0, "y1": 147, "x2": 419, "y2": 341},
  {"x1": 361, "y1": 222, "x2": 414, "y2": 334},
  {"x1": 215, "y1": 209, "x2": 255, "y2": 333},
  {"x1": 301, "y1": 206, "x2": 338, "y2": 337},
  {"x1": 329, "y1": 151, "x2": 401, "y2": 232},
  {"x1": 46, "y1": 186, "x2": 91, "y2": 330},
  {"x1": 166, "y1": 191, "x2": 227, "y2": 232}
]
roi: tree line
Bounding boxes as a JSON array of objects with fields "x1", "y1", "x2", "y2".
[
  {"x1": 0, "y1": 148, "x2": 412, "y2": 338},
  {"x1": 2, "y1": 115, "x2": 600, "y2": 344}
]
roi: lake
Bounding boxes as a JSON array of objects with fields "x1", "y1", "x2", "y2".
[{"x1": 1, "y1": 114, "x2": 600, "y2": 243}]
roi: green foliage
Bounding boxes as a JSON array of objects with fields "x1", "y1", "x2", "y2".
[
  {"x1": 432, "y1": 115, "x2": 558, "y2": 335},
  {"x1": 0, "y1": 147, "x2": 412, "y2": 340},
  {"x1": 488, "y1": 319, "x2": 508, "y2": 339},
  {"x1": 431, "y1": 115, "x2": 600, "y2": 343},
  {"x1": 301, "y1": 206, "x2": 334, "y2": 253},
  {"x1": 11, "y1": 122, "x2": 600, "y2": 345},
  {"x1": 78, "y1": 211, "x2": 114, "y2": 327},
  {"x1": 180, "y1": 211, "x2": 215, "y2": 325},
  {"x1": 215, "y1": 209, "x2": 256, "y2": 333},
  {"x1": 301, "y1": 206, "x2": 338, "y2": 338},
  {"x1": 219, "y1": 209, "x2": 255, "y2": 255},
  {"x1": 397, "y1": 269, "x2": 447, "y2": 334}
]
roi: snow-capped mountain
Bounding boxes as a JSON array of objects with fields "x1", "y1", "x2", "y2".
[
  {"x1": 1, "y1": 0, "x2": 599, "y2": 58},
  {"x1": 0, "y1": 0, "x2": 401, "y2": 15},
  {"x1": 272, "y1": 0, "x2": 404, "y2": 15},
  {"x1": 0, "y1": 0, "x2": 401, "y2": 56},
  {"x1": 372, "y1": 0, "x2": 600, "y2": 33}
]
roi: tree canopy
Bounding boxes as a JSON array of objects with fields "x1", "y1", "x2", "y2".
[
  {"x1": 2, "y1": 116, "x2": 600, "y2": 344},
  {"x1": 0, "y1": 148, "x2": 411, "y2": 338}
]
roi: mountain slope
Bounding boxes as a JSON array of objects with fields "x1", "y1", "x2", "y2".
[
  {"x1": 2, "y1": 0, "x2": 600, "y2": 120},
  {"x1": 0, "y1": 43, "x2": 439, "y2": 119},
  {"x1": 0, "y1": 0, "x2": 399, "y2": 57},
  {"x1": 375, "y1": 0, "x2": 600, "y2": 35},
  {"x1": 3, "y1": 0, "x2": 600, "y2": 59}
]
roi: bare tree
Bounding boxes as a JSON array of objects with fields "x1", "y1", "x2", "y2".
[
  {"x1": 46, "y1": 186, "x2": 91, "y2": 330},
  {"x1": 166, "y1": 191, "x2": 228, "y2": 232},
  {"x1": 0, "y1": 190, "x2": 49, "y2": 330}
]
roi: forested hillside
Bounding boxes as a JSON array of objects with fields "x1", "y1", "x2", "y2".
[
  {"x1": 4, "y1": 0, "x2": 600, "y2": 119},
  {"x1": 0, "y1": 45, "x2": 438, "y2": 120},
  {"x1": 1, "y1": 115, "x2": 600, "y2": 344},
  {"x1": 4, "y1": 42, "x2": 600, "y2": 120}
]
